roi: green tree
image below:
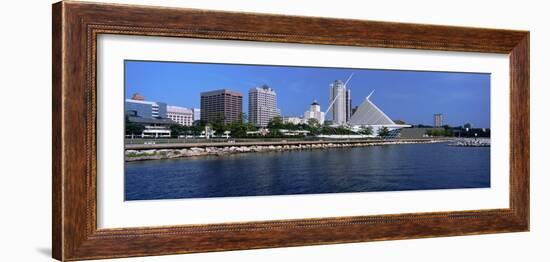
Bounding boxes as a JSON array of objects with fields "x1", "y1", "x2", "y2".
[
  {"x1": 320, "y1": 126, "x2": 333, "y2": 135},
  {"x1": 268, "y1": 128, "x2": 282, "y2": 138},
  {"x1": 228, "y1": 122, "x2": 247, "y2": 138},
  {"x1": 169, "y1": 124, "x2": 187, "y2": 138},
  {"x1": 359, "y1": 126, "x2": 373, "y2": 135},
  {"x1": 211, "y1": 113, "x2": 227, "y2": 135},
  {"x1": 245, "y1": 122, "x2": 258, "y2": 132},
  {"x1": 267, "y1": 116, "x2": 284, "y2": 129},
  {"x1": 282, "y1": 122, "x2": 300, "y2": 130},
  {"x1": 378, "y1": 126, "x2": 390, "y2": 137},
  {"x1": 306, "y1": 118, "x2": 320, "y2": 128},
  {"x1": 190, "y1": 121, "x2": 205, "y2": 136},
  {"x1": 125, "y1": 116, "x2": 145, "y2": 137},
  {"x1": 335, "y1": 126, "x2": 353, "y2": 135},
  {"x1": 305, "y1": 118, "x2": 321, "y2": 135}
]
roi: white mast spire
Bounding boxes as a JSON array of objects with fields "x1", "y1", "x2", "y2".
[
  {"x1": 366, "y1": 89, "x2": 375, "y2": 100},
  {"x1": 344, "y1": 73, "x2": 354, "y2": 86}
]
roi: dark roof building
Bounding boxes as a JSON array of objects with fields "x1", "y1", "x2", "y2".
[{"x1": 200, "y1": 89, "x2": 243, "y2": 125}]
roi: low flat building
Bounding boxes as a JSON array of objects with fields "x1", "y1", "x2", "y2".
[
  {"x1": 125, "y1": 99, "x2": 167, "y2": 119},
  {"x1": 125, "y1": 94, "x2": 175, "y2": 138},
  {"x1": 282, "y1": 116, "x2": 305, "y2": 125},
  {"x1": 126, "y1": 116, "x2": 176, "y2": 138},
  {"x1": 279, "y1": 129, "x2": 310, "y2": 136}
]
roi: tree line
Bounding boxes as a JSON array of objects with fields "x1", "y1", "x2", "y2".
[{"x1": 125, "y1": 114, "x2": 393, "y2": 138}]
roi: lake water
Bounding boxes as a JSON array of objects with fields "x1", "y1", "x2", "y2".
[{"x1": 125, "y1": 142, "x2": 490, "y2": 200}]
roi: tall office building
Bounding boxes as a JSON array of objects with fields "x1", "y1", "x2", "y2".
[
  {"x1": 200, "y1": 89, "x2": 243, "y2": 125},
  {"x1": 167, "y1": 106, "x2": 194, "y2": 126},
  {"x1": 434, "y1": 113, "x2": 443, "y2": 127},
  {"x1": 248, "y1": 85, "x2": 278, "y2": 127},
  {"x1": 346, "y1": 89, "x2": 352, "y2": 120},
  {"x1": 303, "y1": 100, "x2": 325, "y2": 124},
  {"x1": 329, "y1": 80, "x2": 352, "y2": 125}
]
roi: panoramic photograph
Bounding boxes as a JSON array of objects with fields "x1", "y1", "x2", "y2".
[{"x1": 123, "y1": 60, "x2": 491, "y2": 201}]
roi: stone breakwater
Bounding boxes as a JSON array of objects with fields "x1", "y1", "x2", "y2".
[
  {"x1": 125, "y1": 140, "x2": 444, "y2": 162},
  {"x1": 448, "y1": 138, "x2": 490, "y2": 147}
]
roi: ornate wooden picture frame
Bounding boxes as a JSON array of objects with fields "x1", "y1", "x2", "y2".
[{"x1": 52, "y1": 1, "x2": 529, "y2": 261}]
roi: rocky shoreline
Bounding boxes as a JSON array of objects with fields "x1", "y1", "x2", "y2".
[
  {"x1": 125, "y1": 140, "x2": 445, "y2": 162},
  {"x1": 448, "y1": 138, "x2": 490, "y2": 147}
]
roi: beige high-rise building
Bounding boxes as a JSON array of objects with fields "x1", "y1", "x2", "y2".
[
  {"x1": 329, "y1": 80, "x2": 352, "y2": 125},
  {"x1": 434, "y1": 113, "x2": 443, "y2": 127},
  {"x1": 249, "y1": 85, "x2": 278, "y2": 127}
]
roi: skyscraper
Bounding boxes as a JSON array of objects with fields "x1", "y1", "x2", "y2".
[
  {"x1": 346, "y1": 89, "x2": 352, "y2": 120},
  {"x1": 434, "y1": 113, "x2": 443, "y2": 127},
  {"x1": 200, "y1": 89, "x2": 243, "y2": 125},
  {"x1": 249, "y1": 85, "x2": 278, "y2": 127},
  {"x1": 329, "y1": 80, "x2": 352, "y2": 125}
]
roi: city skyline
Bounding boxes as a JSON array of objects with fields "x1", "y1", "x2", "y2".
[{"x1": 125, "y1": 60, "x2": 491, "y2": 127}]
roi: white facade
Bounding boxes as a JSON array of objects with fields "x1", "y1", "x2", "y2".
[
  {"x1": 282, "y1": 116, "x2": 305, "y2": 125},
  {"x1": 167, "y1": 105, "x2": 194, "y2": 126},
  {"x1": 328, "y1": 80, "x2": 351, "y2": 125},
  {"x1": 142, "y1": 126, "x2": 171, "y2": 138},
  {"x1": 348, "y1": 95, "x2": 410, "y2": 136},
  {"x1": 303, "y1": 100, "x2": 325, "y2": 125},
  {"x1": 249, "y1": 86, "x2": 278, "y2": 127}
]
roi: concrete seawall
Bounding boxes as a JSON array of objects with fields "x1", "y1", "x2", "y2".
[{"x1": 125, "y1": 139, "x2": 449, "y2": 162}]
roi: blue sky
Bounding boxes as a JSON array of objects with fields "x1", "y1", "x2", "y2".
[{"x1": 125, "y1": 60, "x2": 490, "y2": 127}]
